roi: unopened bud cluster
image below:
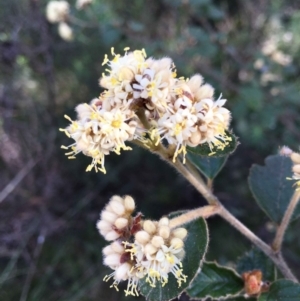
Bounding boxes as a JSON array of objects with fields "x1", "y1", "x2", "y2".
[
  {"x1": 291, "y1": 152, "x2": 300, "y2": 190},
  {"x1": 97, "y1": 195, "x2": 188, "y2": 296},
  {"x1": 61, "y1": 47, "x2": 232, "y2": 173}
]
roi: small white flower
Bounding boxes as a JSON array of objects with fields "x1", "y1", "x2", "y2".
[
  {"x1": 58, "y1": 22, "x2": 73, "y2": 41},
  {"x1": 46, "y1": 1, "x2": 69, "y2": 23}
]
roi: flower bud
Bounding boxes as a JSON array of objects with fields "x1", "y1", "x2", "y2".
[
  {"x1": 110, "y1": 200, "x2": 125, "y2": 216},
  {"x1": 170, "y1": 238, "x2": 184, "y2": 249},
  {"x1": 188, "y1": 74, "x2": 203, "y2": 94},
  {"x1": 172, "y1": 228, "x2": 187, "y2": 240},
  {"x1": 111, "y1": 241, "x2": 124, "y2": 253},
  {"x1": 114, "y1": 217, "x2": 128, "y2": 229},
  {"x1": 101, "y1": 210, "x2": 117, "y2": 223},
  {"x1": 124, "y1": 195, "x2": 135, "y2": 212},
  {"x1": 143, "y1": 220, "x2": 156, "y2": 234},
  {"x1": 151, "y1": 236, "x2": 164, "y2": 248},
  {"x1": 58, "y1": 22, "x2": 73, "y2": 42},
  {"x1": 110, "y1": 195, "x2": 124, "y2": 204},
  {"x1": 159, "y1": 226, "x2": 170, "y2": 239},
  {"x1": 102, "y1": 244, "x2": 114, "y2": 256},
  {"x1": 158, "y1": 217, "x2": 169, "y2": 227},
  {"x1": 75, "y1": 103, "x2": 92, "y2": 120},
  {"x1": 135, "y1": 231, "x2": 151, "y2": 244},
  {"x1": 119, "y1": 67, "x2": 135, "y2": 81},
  {"x1": 292, "y1": 164, "x2": 300, "y2": 174},
  {"x1": 103, "y1": 253, "x2": 121, "y2": 267},
  {"x1": 291, "y1": 153, "x2": 300, "y2": 164},
  {"x1": 189, "y1": 130, "x2": 202, "y2": 146},
  {"x1": 177, "y1": 249, "x2": 186, "y2": 260},
  {"x1": 105, "y1": 230, "x2": 120, "y2": 241},
  {"x1": 195, "y1": 84, "x2": 214, "y2": 100},
  {"x1": 97, "y1": 220, "x2": 111, "y2": 232},
  {"x1": 115, "y1": 263, "x2": 131, "y2": 281},
  {"x1": 145, "y1": 243, "x2": 157, "y2": 255}
]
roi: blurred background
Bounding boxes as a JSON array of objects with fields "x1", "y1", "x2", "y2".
[{"x1": 1, "y1": 0, "x2": 300, "y2": 300}]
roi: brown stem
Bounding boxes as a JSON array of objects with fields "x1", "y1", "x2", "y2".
[
  {"x1": 152, "y1": 147, "x2": 298, "y2": 282},
  {"x1": 219, "y1": 205, "x2": 298, "y2": 282},
  {"x1": 169, "y1": 205, "x2": 221, "y2": 228},
  {"x1": 272, "y1": 191, "x2": 300, "y2": 252}
]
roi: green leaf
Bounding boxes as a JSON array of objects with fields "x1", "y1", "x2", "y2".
[
  {"x1": 187, "y1": 262, "x2": 244, "y2": 300},
  {"x1": 258, "y1": 279, "x2": 300, "y2": 301},
  {"x1": 248, "y1": 154, "x2": 300, "y2": 224},
  {"x1": 187, "y1": 152, "x2": 228, "y2": 179},
  {"x1": 187, "y1": 131, "x2": 238, "y2": 157},
  {"x1": 139, "y1": 214, "x2": 209, "y2": 301},
  {"x1": 237, "y1": 248, "x2": 276, "y2": 281}
]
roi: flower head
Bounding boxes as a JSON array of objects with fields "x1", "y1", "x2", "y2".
[
  {"x1": 98, "y1": 196, "x2": 188, "y2": 296},
  {"x1": 60, "y1": 101, "x2": 138, "y2": 173},
  {"x1": 61, "y1": 47, "x2": 232, "y2": 172}
]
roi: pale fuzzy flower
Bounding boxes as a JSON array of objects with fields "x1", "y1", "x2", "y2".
[
  {"x1": 58, "y1": 22, "x2": 73, "y2": 41},
  {"x1": 125, "y1": 217, "x2": 188, "y2": 290},
  {"x1": 191, "y1": 96, "x2": 231, "y2": 152},
  {"x1": 60, "y1": 102, "x2": 137, "y2": 173},
  {"x1": 76, "y1": 0, "x2": 92, "y2": 10},
  {"x1": 270, "y1": 51, "x2": 292, "y2": 66},
  {"x1": 97, "y1": 195, "x2": 136, "y2": 241},
  {"x1": 186, "y1": 75, "x2": 215, "y2": 102},
  {"x1": 100, "y1": 210, "x2": 188, "y2": 296},
  {"x1": 46, "y1": 1, "x2": 69, "y2": 23},
  {"x1": 157, "y1": 107, "x2": 197, "y2": 162},
  {"x1": 100, "y1": 80, "x2": 134, "y2": 111},
  {"x1": 100, "y1": 48, "x2": 147, "y2": 91},
  {"x1": 132, "y1": 57, "x2": 176, "y2": 113},
  {"x1": 102, "y1": 241, "x2": 140, "y2": 294}
]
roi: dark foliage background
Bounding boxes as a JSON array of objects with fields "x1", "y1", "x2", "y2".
[{"x1": 0, "y1": 0, "x2": 300, "y2": 300}]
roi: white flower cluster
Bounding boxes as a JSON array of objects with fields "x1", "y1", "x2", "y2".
[
  {"x1": 46, "y1": 1, "x2": 73, "y2": 41},
  {"x1": 291, "y1": 152, "x2": 300, "y2": 190},
  {"x1": 61, "y1": 47, "x2": 231, "y2": 172},
  {"x1": 97, "y1": 195, "x2": 188, "y2": 296}
]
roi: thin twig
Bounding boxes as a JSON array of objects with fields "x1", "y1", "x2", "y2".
[
  {"x1": 166, "y1": 156, "x2": 218, "y2": 205},
  {"x1": 169, "y1": 205, "x2": 220, "y2": 228},
  {"x1": 185, "y1": 157, "x2": 208, "y2": 185},
  {"x1": 0, "y1": 159, "x2": 37, "y2": 204},
  {"x1": 219, "y1": 205, "x2": 298, "y2": 282},
  {"x1": 152, "y1": 147, "x2": 298, "y2": 282},
  {"x1": 272, "y1": 191, "x2": 300, "y2": 252}
]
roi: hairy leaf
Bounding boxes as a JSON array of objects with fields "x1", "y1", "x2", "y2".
[
  {"x1": 138, "y1": 215, "x2": 209, "y2": 301},
  {"x1": 187, "y1": 261, "x2": 244, "y2": 300},
  {"x1": 259, "y1": 279, "x2": 300, "y2": 301},
  {"x1": 187, "y1": 152, "x2": 228, "y2": 179},
  {"x1": 248, "y1": 154, "x2": 300, "y2": 224},
  {"x1": 237, "y1": 248, "x2": 276, "y2": 281}
]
